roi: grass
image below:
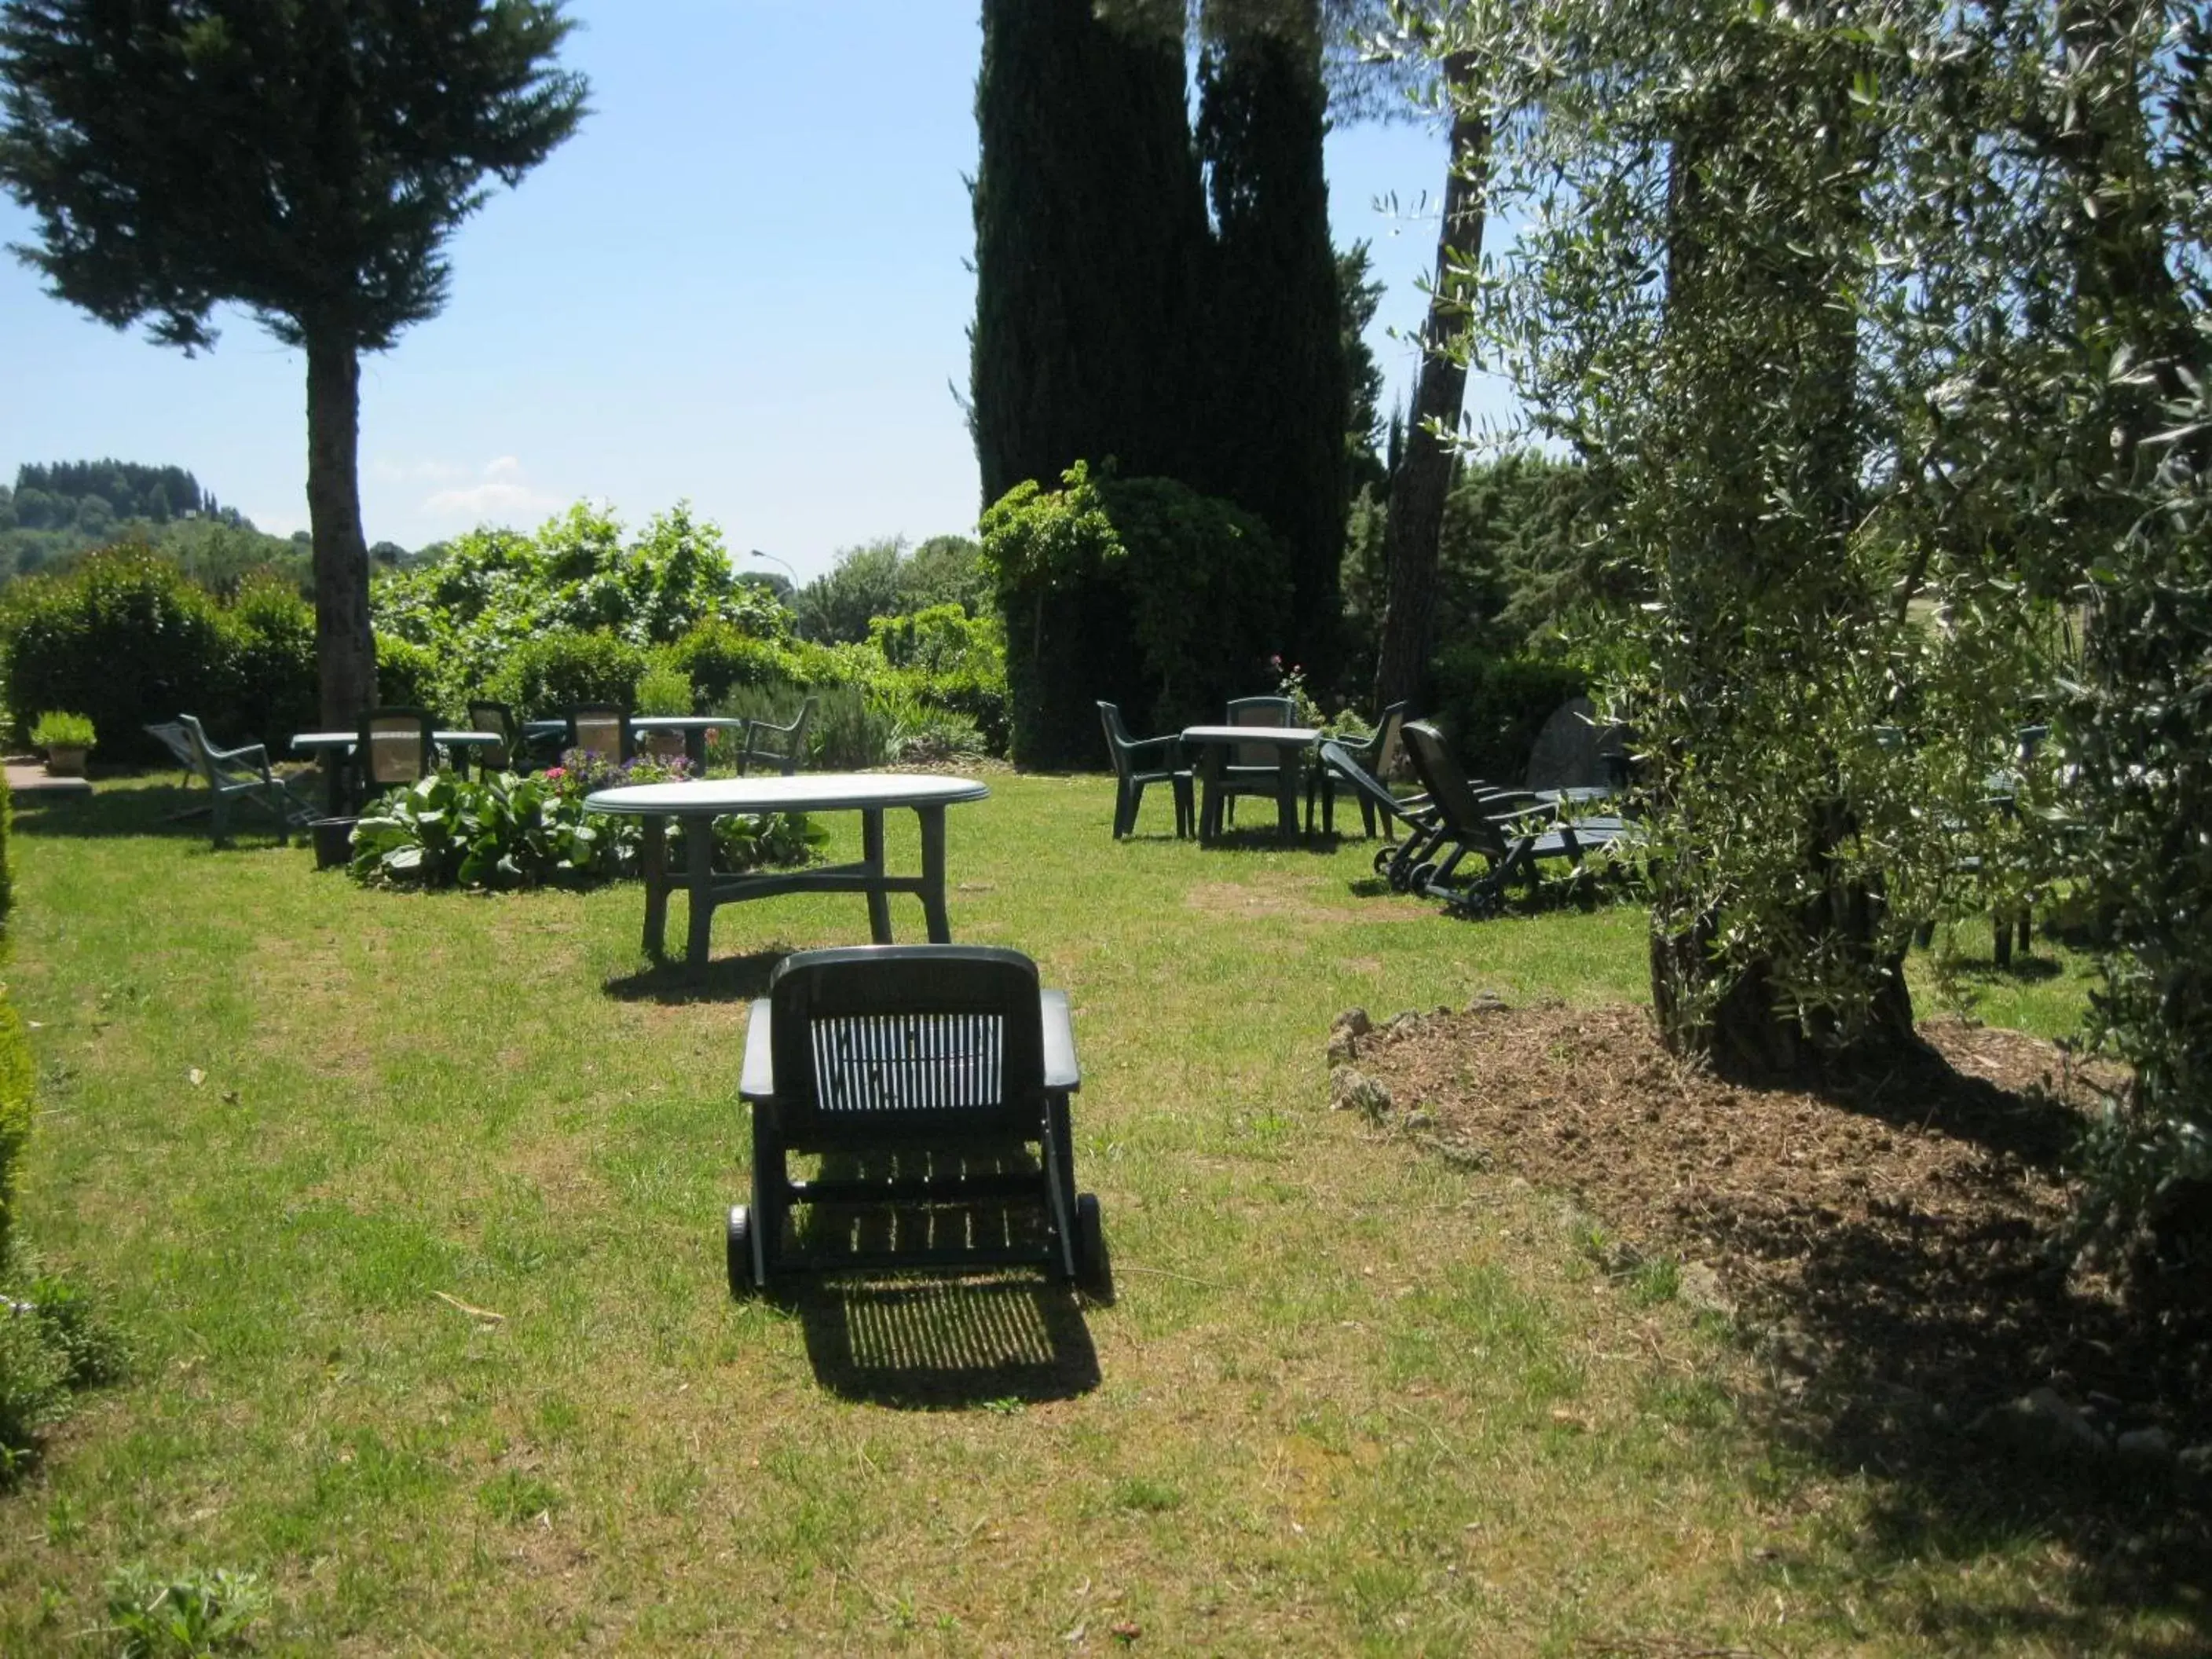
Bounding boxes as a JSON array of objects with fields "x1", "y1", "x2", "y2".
[{"x1": 2, "y1": 771, "x2": 2190, "y2": 1654}]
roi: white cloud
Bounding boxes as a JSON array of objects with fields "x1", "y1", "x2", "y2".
[
  {"x1": 368, "y1": 456, "x2": 471, "y2": 484},
  {"x1": 419, "y1": 457, "x2": 563, "y2": 525}
]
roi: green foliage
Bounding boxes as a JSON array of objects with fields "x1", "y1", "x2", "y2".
[
  {"x1": 229, "y1": 573, "x2": 317, "y2": 742},
  {"x1": 982, "y1": 462, "x2": 1287, "y2": 766},
  {"x1": 791, "y1": 537, "x2": 907, "y2": 645},
  {"x1": 350, "y1": 769, "x2": 617, "y2": 890},
  {"x1": 489, "y1": 630, "x2": 646, "y2": 717},
  {"x1": 866, "y1": 603, "x2": 1009, "y2": 752},
  {"x1": 104, "y1": 1563, "x2": 270, "y2": 1657},
  {"x1": 27, "y1": 709, "x2": 93, "y2": 749},
  {"x1": 0, "y1": 1295, "x2": 65, "y2": 1481},
  {"x1": 372, "y1": 634, "x2": 443, "y2": 716},
  {"x1": 1428, "y1": 650, "x2": 1588, "y2": 786},
  {"x1": 670, "y1": 620, "x2": 807, "y2": 705},
  {"x1": 349, "y1": 763, "x2": 825, "y2": 892},
  {"x1": 634, "y1": 658, "x2": 695, "y2": 716},
  {"x1": 0, "y1": 545, "x2": 237, "y2": 762},
  {"x1": 375, "y1": 502, "x2": 778, "y2": 708}
]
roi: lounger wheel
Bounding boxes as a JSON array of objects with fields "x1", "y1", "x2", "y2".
[
  {"x1": 1410, "y1": 862, "x2": 1440, "y2": 893},
  {"x1": 725, "y1": 1204, "x2": 753, "y2": 1297},
  {"x1": 1072, "y1": 1192, "x2": 1109, "y2": 1295},
  {"x1": 1373, "y1": 845, "x2": 1397, "y2": 878}
]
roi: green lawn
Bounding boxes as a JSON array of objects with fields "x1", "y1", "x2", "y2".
[{"x1": 2, "y1": 771, "x2": 2187, "y2": 1655}]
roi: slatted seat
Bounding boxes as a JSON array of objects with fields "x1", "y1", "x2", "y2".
[
  {"x1": 730, "y1": 945, "x2": 1104, "y2": 1294},
  {"x1": 1401, "y1": 720, "x2": 1631, "y2": 915}
]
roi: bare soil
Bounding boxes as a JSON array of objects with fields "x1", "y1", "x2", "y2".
[{"x1": 1345, "y1": 999, "x2": 2212, "y2": 1447}]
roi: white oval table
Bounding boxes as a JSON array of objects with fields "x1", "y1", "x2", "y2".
[{"x1": 584, "y1": 774, "x2": 991, "y2": 976}]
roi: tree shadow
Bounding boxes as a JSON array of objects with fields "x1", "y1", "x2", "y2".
[
  {"x1": 601, "y1": 947, "x2": 789, "y2": 1005},
  {"x1": 1197, "y1": 826, "x2": 1344, "y2": 855},
  {"x1": 1679, "y1": 1049, "x2": 2212, "y2": 1644},
  {"x1": 786, "y1": 1273, "x2": 1102, "y2": 1410},
  {"x1": 7, "y1": 784, "x2": 307, "y2": 848}
]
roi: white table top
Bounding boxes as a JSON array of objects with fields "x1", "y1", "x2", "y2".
[
  {"x1": 1181, "y1": 725, "x2": 1319, "y2": 745},
  {"x1": 626, "y1": 715, "x2": 750, "y2": 730},
  {"x1": 584, "y1": 773, "x2": 991, "y2": 816},
  {"x1": 291, "y1": 730, "x2": 504, "y2": 751}
]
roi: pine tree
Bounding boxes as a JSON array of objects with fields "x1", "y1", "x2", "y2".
[{"x1": 0, "y1": 1, "x2": 586, "y2": 724}]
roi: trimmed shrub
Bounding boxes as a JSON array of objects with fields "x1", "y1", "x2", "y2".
[
  {"x1": 0, "y1": 545, "x2": 237, "y2": 764},
  {"x1": 668, "y1": 620, "x2": 802, "y2": 705},
  {"x1": 374, "y1": 633, "x2": 444, "y2": 715},
  {"x1": 489, "y1": 629, "x2": 647, "y2": 717},
  {"x1": 229, "y1": 572, "x2": 317, "y2": 747},
  {"x1": 1428, "y1": 647, "x2": 1589, "y2": 786}
]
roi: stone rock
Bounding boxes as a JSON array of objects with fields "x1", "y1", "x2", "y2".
[
  {"x1": 1467, "y1": 991, "x2": 1509, "y2": 1015},
  {"x1": 1678, "y1": 1262, "x2": 1735, "y2": 1319},
  {"x1": 1330, "y1": 1068, "x2": 1394, "y2": 1119},
  {"x1": 1385, "y1": 1009, "x2": 1425, "y2": 1041},
  {"x1": 2115, "y1": 1426, "x2": 2175, "y2": 1466},
  {"x1": 1759, "y1": 1320, "x2": 1825, "y2": 1379},
  {"x1": 1331, "y1": 1008, "x2": 1373, "y2": 1039},
  {"x1": 2177, "y1": 1444, "x2": 2212, "y2": 1481},
  {"x1": 1972, "y1": 1387, "x2": 2108, "y2": 1459}
]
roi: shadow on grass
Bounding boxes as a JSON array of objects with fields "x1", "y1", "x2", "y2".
[
  {"x1": 1705, "y1": 1049, "x2": 2212, "y2": 1644},
  {"x1": 787, "y1": 1273, "x2": 1102, "y2": 1410},
  {"x1": 8, "y1": 783, "x2": 312, "y2": 848},
  {"x1": 602, "y1": 947, "x2": 789, "y2": 1005},
  {"x1": 1196, "y1": 826, "x2": 1345, "y2": 856}
]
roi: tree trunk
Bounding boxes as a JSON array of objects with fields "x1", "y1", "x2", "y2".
[
  {"x1": 305, "y1": 327, "x2": 379, "y2": 728},
  {"x1": 1370, "y1": 53, "x2": 1487, "y2": 716}
]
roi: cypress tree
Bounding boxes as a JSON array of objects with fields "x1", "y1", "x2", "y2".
[
  {"x1": 971, "y1": 0, "x2": 1208, "y2": 504},
  {"x1": 1195, "y1": 6, "x2": 1348, "y2": 680}
]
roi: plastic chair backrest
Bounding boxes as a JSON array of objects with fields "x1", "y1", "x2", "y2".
[
  {"x1": 566, "y1": 704, "x2": 630, "y2": 762},
  {"x1": 1226, "y1": 696, "x2": 1296, "y2": 769},
  {"x1": 359, "y1": 707, "x2": 434, "y2": 787},
  {"x1": 467, "y1": 701, "x2": 516, "y2": 771},
  {"x1": 1097, "y1": 701, "x2": 1140, "y2": 775},
  {"x1": 767, "y1": 945, "x2": 1046, "y2": 1144},
  {"x1": 1360, "y1": 702, "x2": 1408, "y2": 779},
  {"x1": 1401, "y1": 721, "x2": 1502, "y2": 848},
  {"x1": 743, "y1": 696, "x2": 815, "y2": 775}
]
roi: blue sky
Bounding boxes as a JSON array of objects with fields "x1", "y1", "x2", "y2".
[{"x1": 0, "y1": 1, "x2": 1505, "y2": 584}]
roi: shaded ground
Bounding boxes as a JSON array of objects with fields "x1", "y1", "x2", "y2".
[{"x1": 1345, "y1": 997, "x2": 2212, "y2": 1639}]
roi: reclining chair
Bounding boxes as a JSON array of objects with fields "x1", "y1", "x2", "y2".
[
  {"x1": 730, "y1": 945, "x2": 1106, "y2": 1295},
  {"x1": 1400, "y1": 720, "x2": 1631, "y2": 915}
]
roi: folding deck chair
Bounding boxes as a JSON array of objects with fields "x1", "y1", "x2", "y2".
[
  {"x1": 729, "y1": 945, "x2": 1106, "y2": 1295},
  {"x1": 1400, "y1": 720, "x2": 1631, "y2": 915}
]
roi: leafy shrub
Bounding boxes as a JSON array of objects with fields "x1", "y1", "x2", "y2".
[
  {"x1": 490, "y1": 629, "x2": 647, "y2": 716},
  {"x1": 804, "y1": 685, "x2": 895, "y2": 769},
  {"x1": 671, "y1": 619, "x2": 805, "y2": 704},
  {"x1": 105, "y1": 1562, "x2": 271, "y2": 1657},
  {"x1": 229, "y1": 573, "x2": 317, "y2": 745},
  {"x1": 373, "y1": 632, "x2": 444, "y2": 716},
  {"x1": 0, "y1": 1296, "x2": 66, "y2": 1480},
  {"x1": 1427, "y1": 649, "x2": 1589, "y2": 786},
  {"x1": 981, "y1": 463, "x2": 1286, "y2": 766},
  {"x1": 373, "y1": 500, "x2": 787, "y2": 706},
  {"x1": 635, "y1": 657, "x2": 695, "y2": 715},
  {"x1": 27, "y1": 710, "x2": 94, "y2": 749},
  {"x1": 0, "y1": 545, "x2": 236, "y2": 763},
  {"x1": 350, "y1": 761, "x2": 823, "y2": 891},
  {"x1": 351, "y1": 770, "x2": 619, "y2": 889}
]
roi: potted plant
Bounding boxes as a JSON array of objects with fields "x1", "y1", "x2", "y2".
[{"x1": 30, "y1": 710, "x2": 96, "y2": 777}]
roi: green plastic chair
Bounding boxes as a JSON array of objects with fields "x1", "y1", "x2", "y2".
[
  {"x1": 1308, "y1": 701, "x2": 1408, "y2": 837},
  {"x1": 176, "y1": 713, "x2": 309, "y2": 846},
  {"x1": 355, "y1": 707, "x2": 437, "y2": 808},
  {"x1": 1097, "y1": 701, "x2": 1193, "y2": 838},
  {"x1": 730, "y1": 944, "x2": 1105, "y2": 1295},
  {"x1": 465, "y1": 699, "x2": 522, "y2": 778},
  {"x1": 737, "y1": 696, "x2": 815, "y2": 776},
  {"x1": 563, "y1": 703, "x2": 633, "y2": 764}
]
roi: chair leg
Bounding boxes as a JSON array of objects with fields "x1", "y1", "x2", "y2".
[{"x1": 1173, "y1": 774, "x2": 1194, "y2": 839}]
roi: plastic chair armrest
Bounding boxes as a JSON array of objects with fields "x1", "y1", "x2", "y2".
[
  {"x1": 1041, "y1": 990, "x2": 1081, "y2": 1091},
  {"x1": 739, "y1": 1000, "x2": 777, "y2": 1100}
]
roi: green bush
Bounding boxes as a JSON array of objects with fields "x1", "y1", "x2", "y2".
[
  {"x1": 981, "y1": 463, "x2": 1286, "y2": 767},
  {"x1": 27, "y1": 710, "x2": 94, "y2": 750},
  {"x1": 1427, "y1": 648, "x2": 1589, "y2": 785},
  {"x1": 0, "y1": 545, "x2": 237, "y2": 764},
  {"x1": 489, "y1": 629, "x2": 646, "y2": 716},
  {"x1": 669, "y1": 619, "x2": 803, "y2": 704},
  {"x1": 374, "y1": 633, "x2": 444, "y2": 715},
  {"x1": 634, "y1": 657, "x2": 696, "y2": 716},
  {"x1": 229, "y1": 572, "x2": 317, "y2": 745}
]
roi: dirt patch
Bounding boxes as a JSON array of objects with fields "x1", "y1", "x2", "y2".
[
  {"x1": 1184, "y1": 880, "x2": 1426, "y2": 925},
  {"x1": 1342, "y1": 1000, "x2": 2212, "y2": 1445}
]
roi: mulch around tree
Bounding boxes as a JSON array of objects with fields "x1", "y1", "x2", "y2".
[{"x1": 1341, "y1": 998, "x2": 2212, "y2": 1453}]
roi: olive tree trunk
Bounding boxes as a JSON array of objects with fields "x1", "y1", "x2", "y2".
[{"x1": 305, "y1": 327, "x2": 379, "y2": 728}]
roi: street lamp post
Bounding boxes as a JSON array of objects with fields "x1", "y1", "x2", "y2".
[{"x1": 748, "y1": 548, "x2": 797, "y2": 584}]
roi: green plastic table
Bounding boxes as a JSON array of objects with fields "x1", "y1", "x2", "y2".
[{"x1": 584, "y1": 774, "x2": 991, "y2": 976}]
